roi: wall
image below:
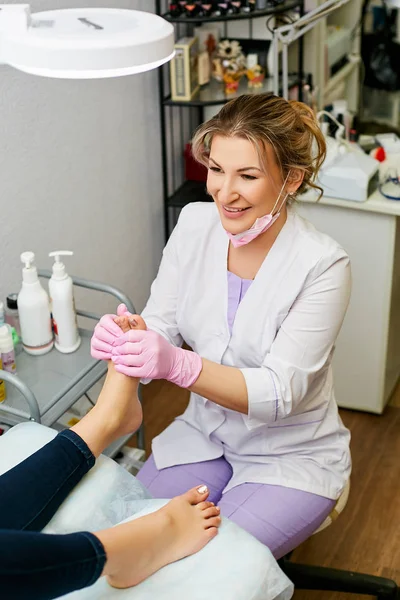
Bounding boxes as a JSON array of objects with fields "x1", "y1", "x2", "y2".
[{"x1": 0, "y1": 0, "x2": 164, "y2": 316}]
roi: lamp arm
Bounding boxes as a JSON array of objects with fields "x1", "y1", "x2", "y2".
[
  {"x1": 276, "y1": 0, "x2": 351, "y2": 44},
  {"x1": 272, "y1": 0, "x2": 351, "y2": 100}
]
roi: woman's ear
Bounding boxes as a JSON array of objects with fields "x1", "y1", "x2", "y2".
[{"x1": 287, "y1": 169, "x2": 304, "y2": 194}]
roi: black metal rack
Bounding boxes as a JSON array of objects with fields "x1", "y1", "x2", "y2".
[{"x1": 155, "y1": 0, "x2": 305, "y2": 238}]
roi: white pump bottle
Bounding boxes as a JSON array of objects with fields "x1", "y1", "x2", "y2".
[
  {"x1": 18, "y1": 252, "x2": 54, "y2": 355},
  {"x1": 49, "y1": 251, "x2": 81, "y2": 354}
]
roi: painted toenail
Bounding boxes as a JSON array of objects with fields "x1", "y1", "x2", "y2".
[{"x1": 197, "y1": 485, "x2": 208, "y2": 494}]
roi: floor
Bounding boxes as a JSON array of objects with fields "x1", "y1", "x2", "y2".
[{"x1": 132, "y1": 379, "x2": 400, "y2": 599}]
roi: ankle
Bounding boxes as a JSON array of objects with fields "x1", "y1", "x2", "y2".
[{"x1": 105, "y1": 361, "x2": 139, "y2": 391}]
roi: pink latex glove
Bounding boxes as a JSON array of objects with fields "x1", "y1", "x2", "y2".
[
  {"x1": 116, "y1": 303, "x2": 131, "y2": 318},
  {"x1": 91, "y1": 314, "x2": 122, "y2": 361},
  {"x1": 90, "y1": 304, "x2": 136, "y2": 361},
  {"x1": 111, "y1": 329, "x2": 203, "y2": 388}
]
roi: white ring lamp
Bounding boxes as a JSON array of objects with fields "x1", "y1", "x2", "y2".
[{"x1": 0, "y1": 4, "x2": 175, "y2": 79}]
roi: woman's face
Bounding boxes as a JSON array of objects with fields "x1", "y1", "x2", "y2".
[{"x1": 207, "y1": 135, "x2": 287, "y2": 235}]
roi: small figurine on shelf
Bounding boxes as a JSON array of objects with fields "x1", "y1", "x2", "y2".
[
  {"x1": 247, "y1": 64, "x2": 265, "y2": 89},
  {"x1": 212, "y1": 39, "x2": 246, "y2": 89},
  {"x1": 205, "y1": 33, "x2": 217, "y2": 56},
  {"x1": 223, "y1": 62, "x2": 244, "y2": 94},
  {"x1": 212, "y1": 56, "x2": 224, "y2": 81},
  {"x1": 217, "y1": 39, "x2": 245, "y2": 65}
]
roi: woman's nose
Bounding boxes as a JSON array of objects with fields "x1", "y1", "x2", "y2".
[{"x1": 217, "y1": 178, "x2": 238, "y2": 203}]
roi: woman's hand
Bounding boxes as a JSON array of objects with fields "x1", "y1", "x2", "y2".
[
  {"x1": 90, "y1": 304, "x2": 143, "y2": 361},
  {"x1": 91, "y1": 314, "x2": 122, "y2": 361},
  {"x1": 111, "y1": 329, "x2": 202, "y2": 388}
]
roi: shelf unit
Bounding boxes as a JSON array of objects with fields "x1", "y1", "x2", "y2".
[
  {"x1": 155, "y1": 0, "x2": 305, "y2": 237},
  {"x1": 160, "y1": 0, "x2": 302, "y2": 24}
]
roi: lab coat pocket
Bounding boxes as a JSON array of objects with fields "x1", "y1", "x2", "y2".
[
  {"x1": 265, "y1": 406, "x2": 328, "y2": 454},
  {"x1": 269, "y1": 406, "x2": 327, "y2": 429}
]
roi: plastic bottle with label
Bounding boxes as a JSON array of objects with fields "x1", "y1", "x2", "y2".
[
  {"x1": 0, "y1": 357, "x2": 6, "y2": 403},
  {"x1": 5, "y1": 293, "x2": 21, "y2": 337},
  {"x1": 0, "y1": 325, "x2": 17, "y2": 374},
  {"x1": 18, "y1": 252, "x2": 54, "y2": 356},
  {"x1": 49, "y1": 251, "x2": 81, "y2": 354}
]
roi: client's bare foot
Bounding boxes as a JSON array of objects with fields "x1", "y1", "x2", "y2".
[
  {"x1": 114, "y1": 313, "x2": 147, "y2": 333},
  {"x1": 71, "y1": 316, "x2": 146, "y2": 457},
  {"x1": 100, "y1": 486, "x2": 221, "y2": 589}
]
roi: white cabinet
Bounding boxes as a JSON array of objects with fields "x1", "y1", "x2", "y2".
[{"x1": 298, "y1": 192, "x2": 400, "y2": 414}]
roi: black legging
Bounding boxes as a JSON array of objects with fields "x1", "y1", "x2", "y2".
[{"x1": 0, "y1": 429, "x2": 106, "y2": 599}]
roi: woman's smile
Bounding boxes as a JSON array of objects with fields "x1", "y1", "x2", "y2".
[{"x1": 222, "y1": 205, "x2": 252, "y2": 219}]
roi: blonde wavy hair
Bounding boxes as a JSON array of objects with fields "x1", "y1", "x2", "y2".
[{"x1": 191, "y1": 92, "x2": 326, "y2": 199}]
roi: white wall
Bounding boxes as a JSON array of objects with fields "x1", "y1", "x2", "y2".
[{"x1": 0, "y1": 0, "x2": 164, "y2": 316}]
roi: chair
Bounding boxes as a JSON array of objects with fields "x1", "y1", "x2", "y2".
[
  {"x1": 279, "y1": 481, "x2": 399, "y2": 599},
  {"x1": 0, "y1": 422, "x2": 294, "y2": 600}
]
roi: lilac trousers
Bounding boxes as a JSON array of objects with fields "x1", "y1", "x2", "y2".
[{"x1": 137, "y1": 454, "x2": 336, "y2": 559}]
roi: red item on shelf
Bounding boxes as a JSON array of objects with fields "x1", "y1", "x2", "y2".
[
  {"x1": 371, "y1": 146, "x2": 386, "y2": 163},
  {"x1": 184, "y1": 143, "x2": 208, "y2": 182}
]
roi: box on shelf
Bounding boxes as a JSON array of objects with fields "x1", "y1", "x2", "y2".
[
  {"x1": 193, "y1": 25, "x2": 220, "y2": 55},
  {"x1": 170, "y1": 36, "x2": 200, "y2": 102},
  {"x1": 198, "y1": 50, "x2": 211, "y2": 85}
]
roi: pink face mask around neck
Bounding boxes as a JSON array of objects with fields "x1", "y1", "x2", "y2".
[{"x1": 226, "y1": 174, "x2": 290, "y2": 249}]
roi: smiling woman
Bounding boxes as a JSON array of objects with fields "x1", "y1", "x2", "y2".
[
  {"x1": 206, "y1": 137, "x2": 293, "y2": 247},
  {"x1": 192, "y1": 92, "x2": 326, "y2": 195},
  {"x1": 92, "y1": 91, "x2": 352, "y2": 561},
  {"x1": 190, "y1": 92, "x2": 326, "y2": 254}
]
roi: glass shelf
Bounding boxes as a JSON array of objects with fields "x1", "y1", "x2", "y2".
[
  {"x1": 168, "y1": 180, "x2": 210, "y2": 208},
  {"x1": 162, "y1": 0, "x2": 302, "y2": 24},
  {"x1": 164, "y1": 73, "x2": 300, "y2": 107}
]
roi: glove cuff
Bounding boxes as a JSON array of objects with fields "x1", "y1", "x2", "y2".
[{"x1": 169, "y1": 347, "x2": 203, "y2": 388}]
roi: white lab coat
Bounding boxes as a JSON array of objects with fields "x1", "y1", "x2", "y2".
[{"x1": 142, "y1": 202, "x2": 352, "y2": 500}]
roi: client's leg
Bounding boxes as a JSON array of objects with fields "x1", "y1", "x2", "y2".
[
  {"x1": 71, "y1": 313, "x2": 145, "y2": 457},
  {"x1": 0, "y1": 315, "x2": 145, "y2": 531},
  {"x1": 98, "y1": 485, "x2": 220, "y2": 588},
  {"x1": 0, "y1": 313, "x2": 221, "y2": 599},
  {"x1": 0, "y1": 485, "x2": 220, "y2": 600}
]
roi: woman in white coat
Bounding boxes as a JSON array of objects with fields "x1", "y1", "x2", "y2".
[{"x1": 91, "y1": 93, "x2": 352, "y2": 559}]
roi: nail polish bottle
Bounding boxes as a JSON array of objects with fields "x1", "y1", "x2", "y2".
[
  {"x1": 241, "y1": 0, "x2": 254, "y2": 12},
  {"x1": 185, "y1": 1, "x2": 201, "y2": 17},
  {"x1": 230, "y1": 1, "x2": 242, "y2": 14},
  {"x1": 211, "y1": 1, "x2": 220, "y2": 15},
  {"x1": 213, "y1": 1, "x2": 229, "y2": 16},
  {"x1": 169, "y1": 2, "x2": 182, "y2": 16},
  {"x1": 201, "y1": 2, "x2": 214, "y2": 16}
]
